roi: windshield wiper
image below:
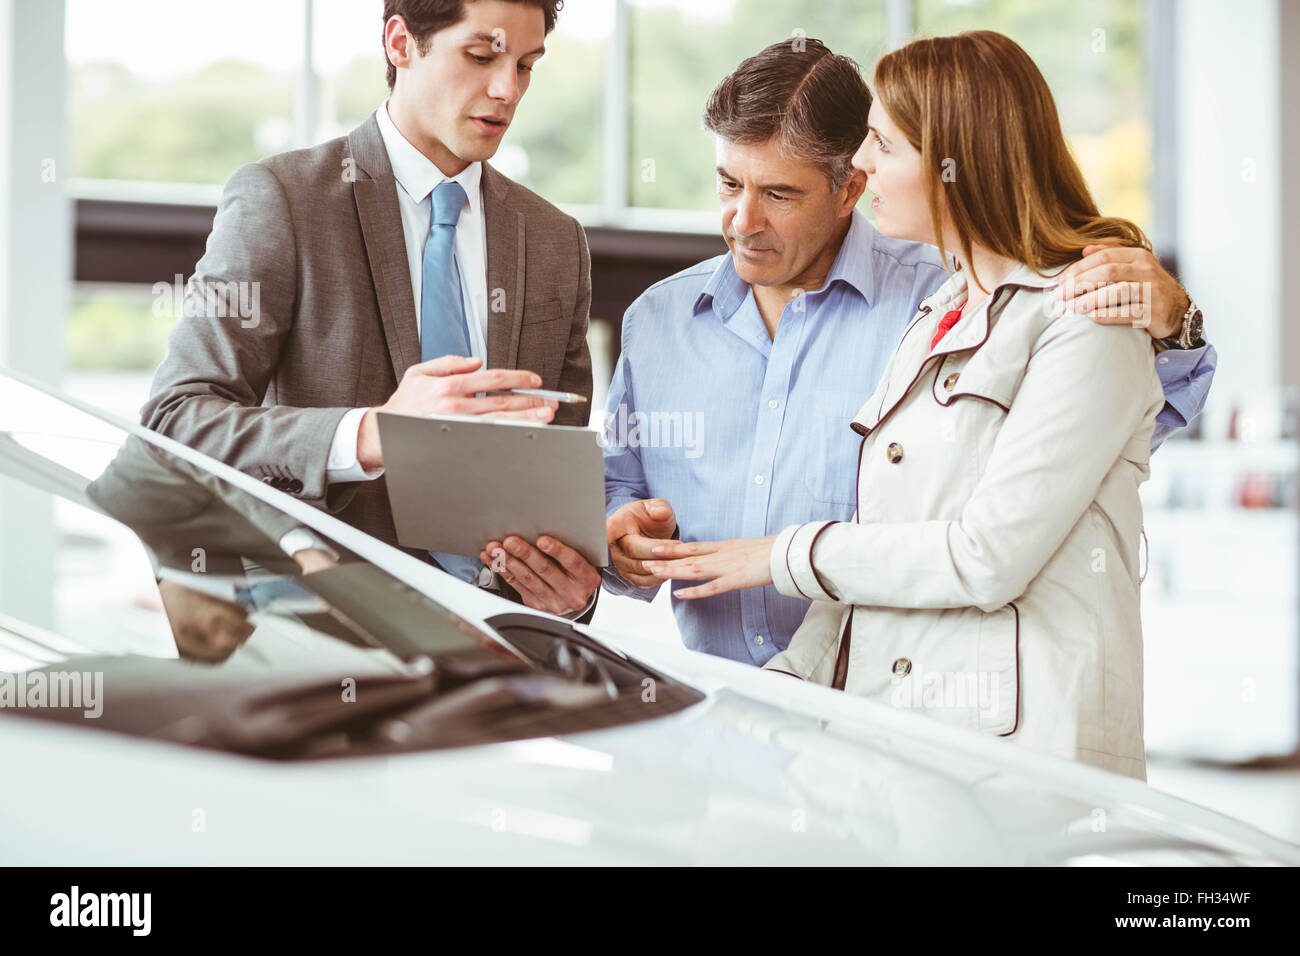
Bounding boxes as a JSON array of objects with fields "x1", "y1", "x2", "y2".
[
  {"x1": 149, "y1": 669, "x2": 439, "y2": 754},
  {"x1": 369, "y1": 673, "x2": 616, "y2": 747},
  {"x1": 149, "y1": 650, "x2": 614, "y2": 759}
]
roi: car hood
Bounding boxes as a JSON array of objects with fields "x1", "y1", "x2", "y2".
[{"x1": 3, "y1": 650, "x2": 1297, "y2": 865}]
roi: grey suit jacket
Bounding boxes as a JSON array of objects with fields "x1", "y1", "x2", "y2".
[{"x1": 141, "y1": 113, "x2": 593, "y2": 561}]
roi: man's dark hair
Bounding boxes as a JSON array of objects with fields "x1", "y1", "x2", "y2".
[
  {"x1": 703, "y1": 38, "x2": 871, "y2": 191},
  {"x1": 383, "y1": 0, "x2": 563, "y2": 90}
]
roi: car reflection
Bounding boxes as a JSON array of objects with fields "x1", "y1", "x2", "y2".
[{"x1": 0, "y1": 430, "x2": 703, "y2": 759}]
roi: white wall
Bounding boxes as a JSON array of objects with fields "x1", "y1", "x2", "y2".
[
  {"x1": 1282, "y1": 0, "x2": 1300, "y2": 387},
  {"x1": 1176, "y1": 0, "x2": 1284, "y2": 425}
]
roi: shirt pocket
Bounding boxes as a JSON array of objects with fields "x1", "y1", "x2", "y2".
[
  {"x1": 929, "y1": 354, "x2": 1020, "y2": 473},
  {"x1": 930, "y1": 339, "x2": 1026, "y2": 412},
  {"x1": 802, "y1": 388, "x2": 870, "y2": 506}
]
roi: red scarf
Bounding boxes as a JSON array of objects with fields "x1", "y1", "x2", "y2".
[{"x1": 930, "y1": 300, "x2": 967, "y2": 350}]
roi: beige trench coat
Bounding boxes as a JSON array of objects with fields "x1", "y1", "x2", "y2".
[{"x1": 764, "y1": 261, "x2": 1165, "y2": 780}]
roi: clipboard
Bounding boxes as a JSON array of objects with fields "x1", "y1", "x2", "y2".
[{"x1": 376, "y1": 411, "x2": 610, "y2": 568}]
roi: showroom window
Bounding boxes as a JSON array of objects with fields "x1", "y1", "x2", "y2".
[
  {"x1": 67, "y1": 0, "x2": 302, "y2": 194},
  {"x1": 67, "y1": 0, "x2": 1157, "y2": 224}
]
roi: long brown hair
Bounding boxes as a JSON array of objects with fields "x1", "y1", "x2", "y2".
[{"x1": 873, "y1": 30, "x2": 1150, "y2": 292}]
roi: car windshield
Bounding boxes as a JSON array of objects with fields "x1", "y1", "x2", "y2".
[{"x1": 0, "y1": 373, "x2": 701, "y2": 759}]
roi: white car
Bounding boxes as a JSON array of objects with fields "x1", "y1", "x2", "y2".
[{"x1": 0, "y1": 368, "x2": 1296, "y2": 866}]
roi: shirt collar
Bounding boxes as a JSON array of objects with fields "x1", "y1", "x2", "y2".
[
  {"x1": 824, "y1": 210, "x2": 878, "y2": 304},
  {"x1": 375, "y1": 101, "x2": 482, "y2": 217},
  {"x1": 694, "y1": 252, "x2": 749, "y2": 320},
  {"x1": 693, "y1": 209, "x2": 879, "y2": 320}
]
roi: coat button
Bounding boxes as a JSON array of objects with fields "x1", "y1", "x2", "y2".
[
  {"x1": 886, "y1": 442, "x2": 904, "y2": 463},
  {"x1": 892, "y1": 657, "x2": 912, "y2": 677},
  {"x1": 944, "y1": 372, "x2": 960, "y2": 391}
]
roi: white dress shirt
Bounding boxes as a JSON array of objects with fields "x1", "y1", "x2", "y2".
[{"x1": 326, "y1": 100, "x2": 490, "y2": 484}]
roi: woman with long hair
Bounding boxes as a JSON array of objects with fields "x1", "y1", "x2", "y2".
[{"x1": 645, "y1": 31, "x2": 1165, "y2": 779}]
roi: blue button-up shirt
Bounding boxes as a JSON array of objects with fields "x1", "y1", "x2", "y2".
[{"x1": 602, "y1": 210, "x2": 1216, "y2": 664}]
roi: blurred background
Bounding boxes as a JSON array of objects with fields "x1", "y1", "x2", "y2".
[{"x1": 1, "y1": 0, "x2": 1298, "y2": 840}]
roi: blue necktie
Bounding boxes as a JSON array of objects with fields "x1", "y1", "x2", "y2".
[
  {"x1": 420, "y1": 180, "x2": 484, "y2": 584},
  {"x1": 420, "y1": 181, "x2": 472, "y2": 362}
]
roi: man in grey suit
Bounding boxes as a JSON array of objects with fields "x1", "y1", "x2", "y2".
[{"x1": 143, "y1": 0, "x2": 602, "y2": 610}]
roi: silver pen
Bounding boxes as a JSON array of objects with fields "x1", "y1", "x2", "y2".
[{"x1": 494, "y1": 387, "x2": 588, "y2": 404}]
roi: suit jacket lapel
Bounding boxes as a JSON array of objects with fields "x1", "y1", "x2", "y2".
[
  {"x1": 348, "y1": 114, "x2": 420, "y2": 380},
  {"x1": 481, "y1": 163, "x2": 525, "y2": 370}
]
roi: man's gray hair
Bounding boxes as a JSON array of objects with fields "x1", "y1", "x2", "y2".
[{"x1": 703, "y1": 38, "x2": 872, "y2": 191}]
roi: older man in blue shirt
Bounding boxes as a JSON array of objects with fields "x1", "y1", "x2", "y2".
[{"x1": 484, "y1": 39, "x2": 1216, "y2": 664}]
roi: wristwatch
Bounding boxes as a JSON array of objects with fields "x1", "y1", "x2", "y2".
[{"x1": 1159, "y1": 295, "x2": 1205, "y2": 350}]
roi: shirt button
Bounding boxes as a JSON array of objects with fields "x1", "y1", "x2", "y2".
[
  {"x1": 1158, "y1": 356, "x2": 1170, "y2": 364},
  {"x1": 755, "y1": 635, "x2": 764, "y2": 645},
  {"x1": 754, "y1": 474, "x2": 765, "y2": 485},
  {"x1": 886, "y1": 442, "x2": 904, "y2": 463},
  {"x1": 944, "y1": 372, "x2": 960, "y2": 391},
  {"x1": 892, "y1": 657, "x2": 912, "y2": 677},
  {"x1": 768, "y1": 399, "x2": 779, "y2": 409}
]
